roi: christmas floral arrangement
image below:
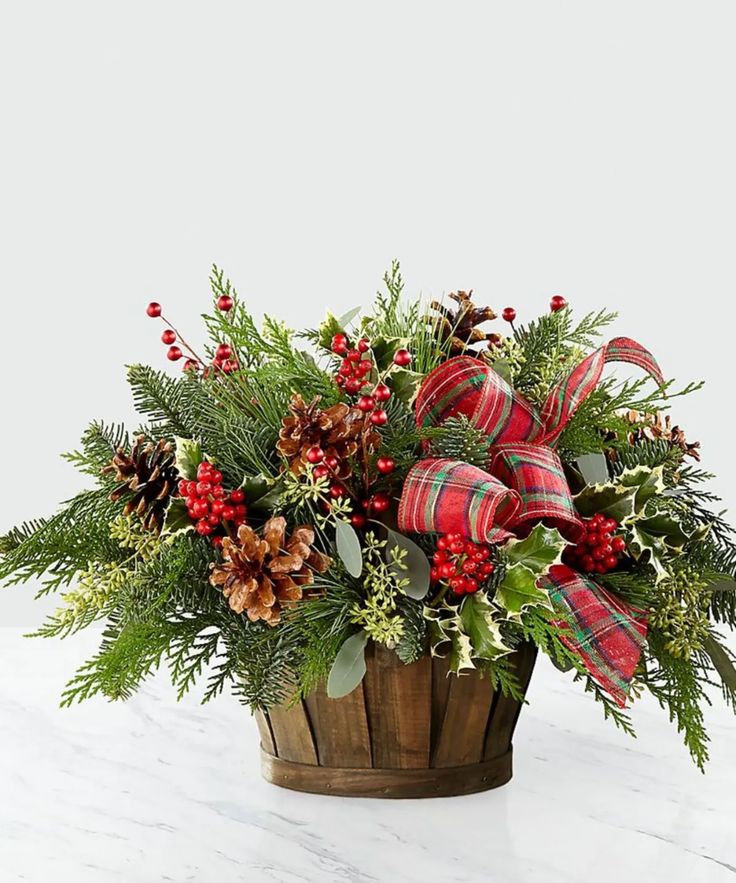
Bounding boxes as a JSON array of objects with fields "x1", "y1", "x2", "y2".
[{"x1": 3, "y1": 263, "x2": 736, "y2": 770}]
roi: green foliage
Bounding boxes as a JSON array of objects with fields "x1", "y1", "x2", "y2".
[{"x1": 422, "y1": 416, "x2": 490, "y2": 468}]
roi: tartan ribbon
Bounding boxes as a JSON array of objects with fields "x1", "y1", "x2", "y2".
[{"x1": 398, "y1": 336, "x2": 664, "y2": 705}]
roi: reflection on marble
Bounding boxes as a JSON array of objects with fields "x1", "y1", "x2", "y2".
[{"x1": 1, "y1": 628, "x2": 735, "y2": 882}]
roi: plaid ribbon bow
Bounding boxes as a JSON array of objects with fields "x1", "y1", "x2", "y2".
[{"x1": 397, "y1": 337, "x2": 663, "y2": 706}]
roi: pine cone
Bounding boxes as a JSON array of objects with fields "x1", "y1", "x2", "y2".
[
  {"x1": 626, "y1": 411, "x2": 701, "y2": 461},
  {"x1": 277, "y1": 394, "x2": 378, "y2": 478},
  {"x1": 209, "y1": 516, "x2": 331, "y2": 625},
  {"x1": 102, "y1": 436, "x2": 178, "y2": 532},
  {"x1": 428, "y1": 290, "x2": 498, "y2": 356}
]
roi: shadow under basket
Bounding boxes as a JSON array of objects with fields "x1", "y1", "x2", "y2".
[{"x1": 255, "y1": 642, "x2": 537, "y2": 799}]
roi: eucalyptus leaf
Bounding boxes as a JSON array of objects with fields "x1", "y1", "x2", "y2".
[
  {"x1": 336, "y1": 520, "x2": 363, "y2": 577},
  {"x1": 337, "y1": 306, "x2": 362, "y2": 328},
  {"x1": 386, "y1": 529, "x2": 431, "y2": 599},
  {"x1": 327, "y1": 631, "x2": 369, "y2": 698},
  {"x1": 575, "y1": 452, "x2": 609, "y2": 486},
  {"x1": 174, "y1": 437, "x2": 203, "y2": 480},
  {"x1": 704, "y1": 634, "x2": 736, "y2": 692}
]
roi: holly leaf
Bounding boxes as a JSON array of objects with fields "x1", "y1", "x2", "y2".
[
  {"x1": 425, "y1": 607, "x2": 476, "y2": 673},
  {"x1": 494, "y1": 563, "x2": 553, "y2": 619},
  {"x1": 388, "y1": 368, "x2": 424, "y2": 405},
  {"x1": 573, "y1": 482, "x2": 638, "y2": 524},
  {"x1": 617, "y1": 465, "x2": 665, "y2": 509},
  {"x1": 162, "y1": 498, "x2": 194, "y2": 535},
  {"x1": 336, "y1": 520, "x2": 363, "y2": 577},
  {"x1": 459, "y1": 592, "x2": 511, "y2": 661},
  {"x1": 174, "y1": 437, "x2": 203, "y2": 480},
  {"x1": 490, "y1": 359, "x2": 513, "y2": 384},
  {"x1": 327, "y1": 631, "x2": 369, "y2": 698},
  {"x1": 386, "y1": 529, "x2": 430, "y2": 599},
  {"x1": 626, "y1": 524, "x2": 669, "y2": 583},
  {"x1": 316, "y1": 312, "x2": 342, "y2": 350},
  {"x1": 240, "y1": 474, "x2": 283, "y2": 513},
  {"x1": 370, "y1": 336, "x2": 412, "y2": 371},
  {"x1": 636, "y1": 512, "x2": 690, "y2": 551},
  {"x1": 503, "y1": 524, "x2": 566, "y2": 578}
]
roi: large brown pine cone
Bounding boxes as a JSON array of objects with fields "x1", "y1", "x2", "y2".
[
  {"x1": 626, "y1": 411, "x2": 701, "y2": 461},
  {"x1": 428, "y1": 290, "x2": 498, "y2": 356},
  {"x1": 209, "y1": 517, "x2": 331, "y2": 625},
  {"x1": 102, "y1": 436, "x2": 178, "y2": 532},
  {"x1": 277, "y1": 394, "x2": 378, "y2": 478}
]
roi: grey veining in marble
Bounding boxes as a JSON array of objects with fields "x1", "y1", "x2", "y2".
[{"x1": 1, "y1": 628, "x2": 734, "y2": 882}]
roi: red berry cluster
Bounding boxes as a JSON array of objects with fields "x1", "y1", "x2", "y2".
[
  {"x1": 430, "y1": 533, "x2": 495, "y2": 596},
  {"x1": 564, "y1": 513, "x2": 627, "y2": 575},
  {"x1": 179, "y1": 461, "x2": 247, "y2": 545},
  {"x1": 145, "y1": 301, "x2": 238, "y2": 375}
]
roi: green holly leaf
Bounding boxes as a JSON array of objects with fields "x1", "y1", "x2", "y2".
[
  {"x1": 494, "y1": 563, "x2": 553, "y2": 619},
  {"x1": 636, "y1": 512, "x2": 690, "y2": 551},
  {"x1": 573, "y1": 482, "x2": 637, "y2": 524},
  {"x1": 162, "y1": 498, "x2": 194, "y2": 535},
  {"x1": 388, "y1": 368, "x2": 424, "y2": 405},
  {"x1": 336, "y1": 520, "x2": 363, "y2": 577},
  {"x1": 316, "y1": 312, "x2": 343, "y2": 350},
  {"x1": 503, "y1": 524, "x2": 566, "y2": 578},
  {"x1": 240, "y1": 474, "x2": 283, "y2": 513},
  {"x1": 459, "y1": 592, "x2": 512, "y2": 661},
  {"x1": 174, "y1": 437, "x2": 204, "y2": 480},
  {"x1": 369, "y1": 336, "x2": 412, "y2": 371},
  {"x1": 626, "y1": 524, "x2": 669, "y2": 583},
  {"x1": 327, "y1": 630, "x2": 369, "y2": 698},
  {"x1": 386, "y1": 529, "x2": 430, "y2": 599}
]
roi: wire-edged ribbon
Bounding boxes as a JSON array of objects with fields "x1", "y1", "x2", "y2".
[{"x1": 398, "y1": 337, "x2": 663, "y2": 706}]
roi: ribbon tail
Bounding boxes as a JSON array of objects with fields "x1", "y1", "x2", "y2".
[{"x1": 540, "y1": 564, "x2": 648, "y2": 707}]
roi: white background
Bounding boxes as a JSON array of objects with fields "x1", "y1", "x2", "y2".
[{"x1": 1, "y1": 1, "x2": 735, "y2": 627}]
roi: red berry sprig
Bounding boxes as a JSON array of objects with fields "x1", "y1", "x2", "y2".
[
  {"x1": 146, "y1": 301, "x2": 240, "y2": 376},
  {"x1": 563, "y1": 513, "x2": 627, "y2": 575},
  {"x1": 332, "y1": 334, "x2": 373, "y2": 395},
  {"x1": 180, "y1": 461, "x2": 247, "y2": 543},
  {"x1": 550, "y1": 295, "x2": 568, "y2": 312},
  {"x1": 430, "y1": 532, "x2": 495, "y2": 596},
  {"x1": 501, "y1": 307, "x2": 516, "y2": 324}
]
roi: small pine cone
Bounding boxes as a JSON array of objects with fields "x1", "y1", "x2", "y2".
[
  {"x1": 102, "y1": 436, "x2": 178, "y2": 532},
  {"x1": 209, "y1": 517, "x2": 331, "y2": 625},
  {"x1": 626, "y1": 411, "x2": 701, "y2": 461},
  {"x1": 428, "y1": 290, "x2": 498, "y2": 356},
  {"x1": 277, "y1": 394, "x2": 376, "y2": 478}
]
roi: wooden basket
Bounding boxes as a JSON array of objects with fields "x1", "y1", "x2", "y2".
[{"x1": 255, "y1": 642, "x2": 536, "y2": 798}]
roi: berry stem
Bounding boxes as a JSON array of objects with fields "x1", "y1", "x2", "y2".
[{"x1": 159, "y1": 314, "x2": 206, "y2": 366}]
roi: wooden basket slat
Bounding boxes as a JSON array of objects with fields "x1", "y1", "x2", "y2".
[
  {"x1": 253, "y1": 709, "x2": 276, "y2": 756},
  {"x1": 430, "y1": 655, "x2": 451, "y2": 756},
  {"x1": 483, "y1": 644, "x2": 537, "y2": 760},
  {"x1": 304, "y1": 684, "x2": 372, "y2": 768},
  {"x1": 432, "y1": 671, "x2": 494, "y2": 768},
  {"x1": 364, "y1": 644, "x2": 432, "y2": 769},
  {"x1": 267, "y1": 700, "x2": 319, "y2": 765}
]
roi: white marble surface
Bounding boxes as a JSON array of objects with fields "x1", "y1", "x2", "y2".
[{"x1": 1, "y1": 628, "x2": 735, "y2": 883}]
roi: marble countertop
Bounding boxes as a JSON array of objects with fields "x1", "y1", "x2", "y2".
[{"x1": 1, "y1": 628, "x2": 734, "y2": 883}]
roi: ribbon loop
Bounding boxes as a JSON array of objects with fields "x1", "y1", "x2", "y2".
[{"x1": 398, "y1": 458, "x2": 520, "y2": 543}]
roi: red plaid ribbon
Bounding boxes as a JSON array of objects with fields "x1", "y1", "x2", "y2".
[{"x1": 399, "y1": 336, "x2": 663, "y2": 704}]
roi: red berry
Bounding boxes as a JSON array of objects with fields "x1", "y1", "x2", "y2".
[
  {"x1": 373, "y1": 383, "x2": 391, "y2": 402},
  {"x1": 550, "y1": 295, "x2": 568, "y2": 312},
  {"x1": 462, "y1": 559, "x2": 478, "y2": 574},
  {"x1": 472, "y1": 548, "x2": 490, "y2": 562},
  {"x1": 347, "y1": 349, "x2": 361, "y2": 362},
  {"x1": 371, "y1": 492, "x2": 391, "y2": 513},
  {"x1": 222, "y1": 505, "x2": 236, "y2": 520},
  {"x1": 437, "y1": 536, "x2": 449, "y2": 551},
  {"x1": 235, "y1": 504, "x2": 247, "y2": 518},
  {"x1": 167, "y1": 345, "x2": 183, "y2": 361},
  {"x1": 502, "y1": 307, "x2": 516, "y2": 323},
  {"x1": 449, "y1": 576, "x2": 465, "y2": 593},
  {"x1": 350, "y1": 513, "x2": 367, "y2": 529},
  {"x1": 216, "y1": 343, "x2": 233, "y2": 361},
  {"x1": 357, "y1": 395, "x2": 375, "y2": 412},
  {"x1": 602, "y1": 518, "x2": 618, "y2": 533},
  {"x1": 604, "y1": 555, "x2": 618, "y2": 570},
  {"x1": 217, "y1": 294, "x2": 234, "y2": 312},
  {"x1": 178, "y1": 479, "x2": 191, "y2": 496},
  {"x1": 600, "y1": 543, "x2": 613, "y2": 557},
  {"x1": 356, "y1": 359, "x2": 373, "y2": 376},
  {"x1": 211, "y1": 500, "x2": 225, "y2": 516},
  {"x1": 430, "y1": 567, "x2": 440, "y2": 582},
  {"x1": 324, "y1": 455, "x2": 339, "y2": 470},
  {"x1": 592, "y1": 513, "x2": 606, "y2": 524},
  {"x1": 196, "y1": 481, "x2": 212, "y2": 496},
  {"x1": 450, "y1": 540, "x2": 465, "y2": 555},
  {"x1": 197, "y1": 462, "x2": 212, "y2": 479},
  {"x1": 479, "y1": 562, "x2": 495, "y2": 576},
  {"x1": 161, "y1": 329, "x2": 176, "y2": 345},
  {"x1": 370, "y1": 409, "x2": 388, "y2": 426},
  {"x1": 338, "y1": 361, "x2": 353, "y2": 377},
  {"x1": 592, "y1": 547, "x2": 606, "y2": 561},
  {"x1": 357, "y1": 338, "x2": 370, "y2": 353},
  {"x1": 211, "y1": 536, "x2": 223, "y2": 549},
  {"x1": 313, "y1": 465, "x2": 330, "y2": 479},
  {"x1": 581, "y1": 555, "x2": 595, "y2": 571},
  {"x1": 196, "y1": 519, "x2": 213, "y2": 536},
  {"x1": 146, "y1": 302, "x2": 162, "y2": 318},
  {"x1": 212, "y1": 486, "x2": 226, "y2": 499},
  {"x1": 335, "y1": 375, "x2": 346, "y2": 388},
  {"x1": 230, "y1": 488, "x2": 244, "y2": 503},
  {"x1": 183, "y1": 359, "x2": 199, "y2": 372},
  {"x1": 393, "y1": 348, "x2": 412, "y2": 367},
  {"x1": 207, "y1": 513, "x2": 221, "y2": 526},
  {"x1": 329, "y1": 484, "x2": 345, "y2": 498},
  {"x1": 464, "y1": 577, "x2": 479, "y2": 594},
  {"x1": 440, "y1": 561, "x2": 457, "y2": 579},
  {"x1": 376, "y1": 456, "x2": 395, "y2": 475},
  {"x1": 306, "y1": 445, "x2": 325, "y2": 464},
  {"x1": 345, "y1": 377, "x2": 362, "y2": 394},
  {"x1": 222, "y1": 359, "x2": 239, "y2": 374},
  {"x1": 331, "y1": 333, "x2": 348, "y2": 355},
  {"x1": 611, "y1": 537, "x2": 626, "y2": 553}
]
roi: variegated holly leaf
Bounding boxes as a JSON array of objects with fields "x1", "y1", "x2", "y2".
[
  {"x1": 174, "y1": 437, "x2": 204, "y2": 480},
  {"x1": 626, "y1": 524, "x2": 669, "y2": 583},
  {"x1": 162, "y1": 498, "x2": 194, "y2": 535},
  {"x1": 503, "y1": 524, "x2": 566, "y2": 578},
  {"x1": 459, "y1": 592, "x2": 512, "y2": 661},
  {"x1": 424, "y1": 604, "x2": 476, "y2": 673},
  {"x1": 617, "y1": 465, "x2": 665, "y2": 509},
  {"x1": 389, "y1": 368, "x2": 424, "y2": 405},
  {"x1": 494, "y1": 563, "x2": 554, "y2": 620},
  {"x1": 573, "y1": 482, "x2": 638, "y2": 524}
]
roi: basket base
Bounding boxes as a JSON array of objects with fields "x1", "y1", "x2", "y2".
[{"x1": 260, "y1": 746, "x2": 513, "y2": 799}]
